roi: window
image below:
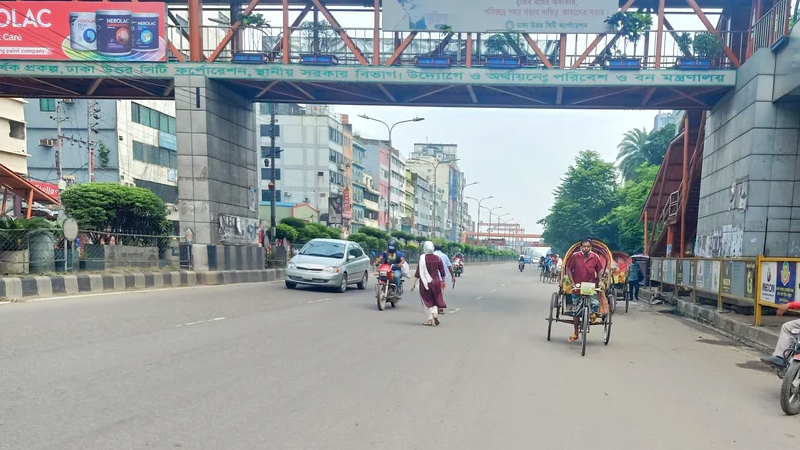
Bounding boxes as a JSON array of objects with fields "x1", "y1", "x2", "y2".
[
  {"x1": 261, "y1": 189, "x2": 281, "y2": 202},
  {"x1": 261, "y1": 168, "x2": 281, "y2": 180},
  {"x1": 261, "y1": 146, "x2": 281, "y2": 158},
  {"x1": 8, "y1": 120, "x2": 24, "y2": 140},
  {"x1": 328, "y1": 127, "x2": 343, "y2": 145},
  {"x1": 348, "y1": 245, "x2": 364, "y2": 258},
  {"x1": 131, "y1": 140, "x2": 177, "y2": 169},
  {"x1": 39, "y1": 99, "x2": 56, "y2": 112},
  {"x1": 131, "y1": 102, "x2": 176, "y2": 136},
  {"x1": 260, "y1": 124, "x2": 280, "y2": 137}
]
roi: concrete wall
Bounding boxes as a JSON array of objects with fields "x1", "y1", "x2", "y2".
[
  {"x1": 697, "y1": 48, "x2": 800, "y2": 257},
  {"x1": 175, "y1": 76, "x2": 258, "y2": 247},
  {"x1": 772, "y1": 24, "x2": 800, "y2": 102}
]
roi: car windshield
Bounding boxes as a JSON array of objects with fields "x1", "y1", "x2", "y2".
[{"x1": 300, "y1": 242, "x2": 345, "y2": 259}]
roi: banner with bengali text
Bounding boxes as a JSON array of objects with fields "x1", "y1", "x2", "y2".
[{"x1": 382, "y1": 0, "x2": 616, "y2": 34}]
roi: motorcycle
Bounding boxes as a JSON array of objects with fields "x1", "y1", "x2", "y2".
[
  {"x1": 453, "y1": 258, "x2": 463, "y2": 277},
  {"x1": 375, "y1": 263, "x2": 403, "y2": 311},
  {"x1": 519, "y1": 261, "x2": 525, "y2": 272},
  {"x1": 766, "y1": 328, "x2": 800, "y2": 415}
]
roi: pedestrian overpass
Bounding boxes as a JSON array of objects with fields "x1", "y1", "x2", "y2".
[{"x1": 0, "y1": 0, "x2": 793, "y2": 268}]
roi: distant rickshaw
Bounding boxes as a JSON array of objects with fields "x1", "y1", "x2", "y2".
[{"x1": 611, "y1": 251, "x2": 633, "y2": 313}]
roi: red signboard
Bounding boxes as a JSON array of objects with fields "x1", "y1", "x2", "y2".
[
  {"x1": 342, "y1": 187, "x2": 352, "y2": 219},
  {"x1": 0, "y1": 2, "x2": 166, "y2": 61},
  {"x1": 29, "y1": 180, "x2": 59, "y2": 201}
]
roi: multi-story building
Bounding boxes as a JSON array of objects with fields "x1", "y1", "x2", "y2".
[
  {"x1": 410, "y1": 172, "x2": 433, "y2": 236},
  {"x1": 0, "y1": 98, "x2": 29, "y2": 176},
  {"x1": 389, "y1": 149, "x2": 410, "y2": 232},
  {"x1": 340, "y1": 115, "x2": 354, "y2": 234},
  {"x1": 255, "y1": 103, "x2": 349, "y2": 226},
  {"x1": 404, "y1": 169, "x2": 415, "y2": 234},
  {"x1": 653, "y1": 112, "x2": 679, "y2": 131},
  {"x1": 356, "y1": 136, "x2": 389, "y2": 230},
  {"x1": 362, "y1": 173, "x2": 381, "y2": 229},
  {"x1": 350, "y1": 140, "x2": 367, "y2": 233},
  {"x1": 24, "y1": 99, "x2": 180, "y2": 225},
  {"x1": 409, "y1": 143, "x2": 463, "y2": 240}
]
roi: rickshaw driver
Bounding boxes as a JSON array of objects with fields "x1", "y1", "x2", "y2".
[{"x1": 565, "y1": 238, "x2": 605, "y2": 342}]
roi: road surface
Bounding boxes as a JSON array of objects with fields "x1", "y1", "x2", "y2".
[{"x1": 0, "y1": 264, "x2": 796, "y2": 449}]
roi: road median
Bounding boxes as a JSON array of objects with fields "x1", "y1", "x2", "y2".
[{"x1": 0, "y1": 269, "x2": 286, "y2": 302}]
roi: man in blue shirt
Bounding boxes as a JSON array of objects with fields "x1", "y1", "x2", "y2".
[
  {"x1": 434, "y1": 243, "x2": 455, "y2": 313},
  {"x1": 377, "y1": 238, "x2": 405, "y2": 294}
]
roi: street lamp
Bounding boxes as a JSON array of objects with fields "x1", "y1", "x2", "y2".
[
  {"x1": 409, "y1": 157, "x2": 458, "y2": 238},
  {"x1": 458, "y1": 181, "x2": 478, "y2": 241},
  {"x1": 484, "y1": 205, "x2": 503, "y2": 242},
  {"x1": 494, "y1": 212, "x2": 510, "y2": 237},
  {"x1": 466, "y1": 195, "x2": 493, "y2": 235},
  {"x1": 358, "y1": 114, "x2": 424, "y2": 232}
]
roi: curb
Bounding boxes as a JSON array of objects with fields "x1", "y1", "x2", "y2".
[
  {"x1": 0, "y1": 269, "x2": 285, "y2": 302},
  {"x1": 645, "y1": 289, "x2": 778, "y2": 352}
]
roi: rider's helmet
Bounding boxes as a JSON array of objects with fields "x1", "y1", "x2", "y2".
[{"x1": 387, "y1": 238, "x2": 398, "y2": 253}]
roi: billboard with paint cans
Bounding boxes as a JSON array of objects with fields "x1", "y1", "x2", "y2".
[{"x1": 0, "y1": 2, "x2": 166, "y2": 61}]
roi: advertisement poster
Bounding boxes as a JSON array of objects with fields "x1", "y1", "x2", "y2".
[
  {"x1": 218, "y1": 214, "x2": 259, "y2": 245},
  {"x1": 29, "y1": 180, "x2": 59, "y2": 201},
  {"x1": 327, "y1": 195, "x2": 343, "y2": 225},
  {"x1": 676, "y1": 260, "x2": 683, "y2": 285},
  {"x1": 761, "y1": 261, "x2": 777, "y2": 303},
  {"x1": 382, "y1": 0, "x2": 616, "y2": 34},
  {"x1": 0, "y1": 2, "x2": 166, "y2": 61},
  {"x1": 696, "y1": 260, "x2": 705, "y2": 289},
  {"x1": 721, "y1": 261, "x2": 732, "y2": 295},
  {"x1": 651, "y1": 259, "x2": 661, "y2": 282},
  {"x1": 729, "y1": 261, "x2": 746, "y2": 298},
  {"x1": 711, "y1": 260, "x2": 721, "y2": 293},
  {"x1": 745, "y1": 261, "x2": 756, "y2": 299},
  {"x1": 775, "y1": 261, "x2": 796, "y2": 304},
  {"x1": 663, "y1": 259, "x2": 676, "y2": 285},
  {"x1": 342, "y1": 187, "x2": 352, "y2": 220}
]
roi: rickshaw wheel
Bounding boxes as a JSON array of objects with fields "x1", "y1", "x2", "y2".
[
  {"x1": 547, "y1": 293, "x2": 558, "y2": 341},
  {"x1": 581, "y1": 303, "x2": 589, "y2": 357},
  {"x1": 603, "y1": 310, "x2": 612, "y2": 345}
]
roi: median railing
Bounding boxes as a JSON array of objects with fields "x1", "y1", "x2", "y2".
[{"x1": 650, "y1": 256, "x2": 800, "y2": 326}]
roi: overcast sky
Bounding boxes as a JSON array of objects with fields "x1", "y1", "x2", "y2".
[{"x1": 335, "y1": 106, "x2": 661, "y2": 233}]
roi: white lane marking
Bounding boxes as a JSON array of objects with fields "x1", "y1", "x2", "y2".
[
  {"x1": 476, "y1": 296, "x2": 483, "y2": 300},
  {"x1": 176, "y1": 317, "x2": 225, "y2": 327},
  {"x1": 308, "y1": 298, "x2": 331, "y2": 304},
  {"x1": 502, "y1": 283, "x2": 506, "y2": 287},
  {"x1": 449, "y1": 308, "x2": 461, "y2": 314},
  {"x1": 491, "y1": 289, "x2": 496, "y2": 292}
]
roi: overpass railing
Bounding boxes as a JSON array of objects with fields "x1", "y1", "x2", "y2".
[
  {"x1": 167, "y1": 25, "x2": 747, "y2": 69},
  {"x1": 650, "y1": 256, "x2": 800, "y2": 326},
  {"x1": 751, "y1": 0, "x2": 794, "y2": 53}
]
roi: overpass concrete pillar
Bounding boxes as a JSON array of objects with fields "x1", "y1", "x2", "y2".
[
  {"x1": 174, "y1": 76, "x2": 265, "y2": 270},
  {"x1": 697, "y1": 49, "x2": 800, "y2": 258}
]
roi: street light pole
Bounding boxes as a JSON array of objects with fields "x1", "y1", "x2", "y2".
[
  {"x1": 466, "y1": 195, "x2": 493, "y2": 236},
  {"x1": 485, "y1": 205, "x2": 503, "y2": 243},
  {"x1": 358, "y1": 114, "x2": 424, "y2": 232},
  {"x1": 458, "y1": 181, "x2": 478, "y2": 241}
]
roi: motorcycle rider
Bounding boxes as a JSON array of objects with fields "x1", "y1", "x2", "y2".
[
  {"x1": 761, "y1": 301, "x2": 800, "y2": 367},
  {"x1": 376, "y1": 238, "x2": 405, "y2": 295},
  {"x1": 453, "y1": 251, "x2": 464, "y2": 273}
]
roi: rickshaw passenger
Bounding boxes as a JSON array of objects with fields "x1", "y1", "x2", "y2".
[{"x1": 565, "y1": 238, "x2": 604, "y2": 342}]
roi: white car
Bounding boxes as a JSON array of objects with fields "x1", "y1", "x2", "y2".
[{"x1": 285, "y1": 239, "x2": 371, "y2": 293}]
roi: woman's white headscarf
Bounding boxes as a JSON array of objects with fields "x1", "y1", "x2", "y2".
[{"x1": 418, "y1": 241, "x2": 435, "y2": 290}]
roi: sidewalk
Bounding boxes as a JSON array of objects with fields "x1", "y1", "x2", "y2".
[
  {"x1": 640, "y1": 287, "x2": 782, "y2": 352},
  {"x1": 0, "y1": 269, "x2": 285, "y2": 302}
]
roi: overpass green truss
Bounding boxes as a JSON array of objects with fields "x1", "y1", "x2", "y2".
[{"x1": 0, "y1": 62, "x2": 736, "y2": 109}]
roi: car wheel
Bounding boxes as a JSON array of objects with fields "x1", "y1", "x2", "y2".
[
  {"x1": 337, "y1": 273, "x2": 348, "y2": 293},
  {"x1": 285, "y1": 281, "x2": 297, "y2": 289},
  {"x1": 357, "y1": 271, "x2": 368, "y2": 290}
]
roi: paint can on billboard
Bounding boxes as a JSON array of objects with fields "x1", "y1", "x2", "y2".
[
  {"x1": 131, "y1": 12, "x2": 160, "y2": 52},
  {"x1": 68, "y1": 12, "x2": 96, "y2": 51},
  {"x1": 96, "y1": 10, "x2": 132, "y2": 56}
]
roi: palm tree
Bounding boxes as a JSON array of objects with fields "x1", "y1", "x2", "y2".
[{"x1": 616, "y1": 127, "x2": 649, "y2": 182}]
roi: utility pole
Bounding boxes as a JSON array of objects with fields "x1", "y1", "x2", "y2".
[
  {"x1": 87, "y1": 101, "x2": 101, "y2": 182},
  {"x1": 50, "y1": 101, "x2": 67, "y2": 184},
  {"x1": 269, "y1": 103, "x2": 277, "y2": 241}
]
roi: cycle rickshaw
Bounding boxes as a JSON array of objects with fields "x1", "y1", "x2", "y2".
[
  {"x1": 611, "y1": 251, "x2": 633, "y2": 313},
  {"x1": 546, "y1": 239, "x2": 615, "y2": 356}
]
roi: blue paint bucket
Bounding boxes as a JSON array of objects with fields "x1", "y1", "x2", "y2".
[
  {"x1": 131, "y1": 12, "x2": 160, "y2": 52},
  {"x1": 96, "y1": 10, "x2": 132, "y2": 57}
]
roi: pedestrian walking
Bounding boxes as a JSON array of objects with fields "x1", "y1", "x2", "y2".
[
  {"x1": 628, "y1": 263, "x2": 643, "y2": 301},
  {"x1": 411, "y1": 241, "x2": 447, "y2": 326},
  {"x1": 434, "y1": 243, "x2": 455, "y2": 314}
]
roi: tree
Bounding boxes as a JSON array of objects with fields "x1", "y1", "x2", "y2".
[
  {"x1": 617, "y1": 123, "x2": 676, "y2": 182},
  {"x1": 300, "y1": 20, "x2": 338, "y2": 53},
  {"x1": 601, "y1": 164, "x2": 659, "y2": 254},
  {"x1": 60, "y1": 183, "x2": 170, "y2": 235},
  {"x1": 538, "y1": 151, "x2": 620, "y2": 254},
  {"x1": 275, "y1": 223, "x2": 299, "y2": 242}
]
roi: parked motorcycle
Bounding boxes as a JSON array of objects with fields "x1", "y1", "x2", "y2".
[
  {"x1": 453, "y1": 257, "x2": 463, "y2": 277},
  {"x1": 375, "y1": 263, "x2": 403, "y2": 311},
  {"x1": 765, "y1": 328, "x2": 800, "y2": 415}
]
